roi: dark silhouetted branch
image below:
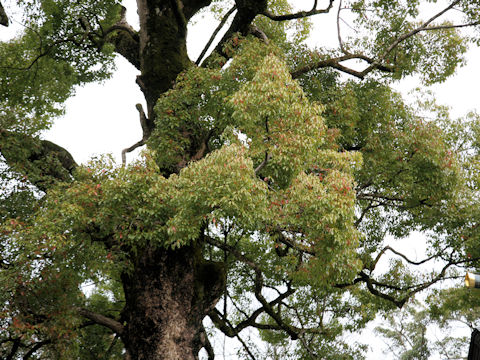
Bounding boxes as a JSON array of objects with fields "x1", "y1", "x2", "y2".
[
  {"x1": 262, "y1": 0, "x2": 334, "y2": 21},
  {"x1": 197, "y1": 6, "x2": 237, "y2": 65},
  {"x1": 0, "y1": 1, "x2": 8, "y2": 26}
]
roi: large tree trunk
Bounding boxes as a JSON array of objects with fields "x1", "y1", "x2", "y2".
[
  {"x1": 136, "y1": 0, "x2": 192, "y2": 129},
  {"x1": 120, "y1": 3, "x2": 229, "y2": 358},
  {"x1": 120, "y1": 244, "x2": 225, "y2": 360}
]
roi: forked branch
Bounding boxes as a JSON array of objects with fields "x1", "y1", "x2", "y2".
[{"x1": 336, "y1": 250, "x2": 480, "y2": 308}]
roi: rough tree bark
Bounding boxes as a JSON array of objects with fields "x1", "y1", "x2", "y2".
[
  {"x1": 136, "y1": 0, "x2": 194, "y2": 129},
  {"x1": 120, "y1": 244, "x2": 224, "y2": 359}
]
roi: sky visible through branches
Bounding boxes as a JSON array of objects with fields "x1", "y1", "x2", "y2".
[{"x1": 2, "y1": 0, "x2": 480, "y2": 358}]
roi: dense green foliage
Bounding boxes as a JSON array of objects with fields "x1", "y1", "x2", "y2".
[{"x1": 2, "y1": 0, "x2": 480, "y2": 359}]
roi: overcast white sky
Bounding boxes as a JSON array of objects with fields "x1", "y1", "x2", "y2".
[{"x1": 2, "y1": 0, "x2": 480, "y2": 358}]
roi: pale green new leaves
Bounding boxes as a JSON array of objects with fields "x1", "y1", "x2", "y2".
[
  {"x1": 14, "y1": 54, "x2": 363, "y2": 289},
  {"x1": 166, "y1": 144, "x2": 268, "y2": 247},
  {"x1": 227, "y1": 55, "x2": 362, "y2": 283},
  {"x1": 232, "y1": 54, "x2": 325, "y2": 186}
]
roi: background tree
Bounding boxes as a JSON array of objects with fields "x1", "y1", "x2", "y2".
[{"x1": 1, "y1": 0, "x2": 480, "y2": 359}]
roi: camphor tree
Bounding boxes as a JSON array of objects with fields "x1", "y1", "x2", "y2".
[{"x1": 2, "y1": 0, "x2": 480, "y2": 359}]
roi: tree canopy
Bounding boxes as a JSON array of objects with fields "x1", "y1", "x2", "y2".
[{"x1": 1, "y1": 0, "x2": 480, "y2": 359}]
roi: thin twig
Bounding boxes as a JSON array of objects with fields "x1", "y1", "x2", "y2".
[{"x1": 337, "y1": 0, "x2": 348, "y2": 54}]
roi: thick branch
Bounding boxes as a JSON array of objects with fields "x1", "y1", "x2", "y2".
[
  {"x1": 0, "y1": 130, "x2": 77, "y2": 192},
  {"x1": 78, "y1": 308, "x2": 124, "y2": 335},
  {"x1": 291, "y1": 53, "x2": 394, "y2": 79},
  {"x1": 136, "y1": 103, "x2": 150, "y2": 140},
  {"x1": 199, "y1": 325, "x2": 215, "y2": 360},
  {"x1": 0, "y1": 1, "x2": 8, "y2": 26},
  {"x1": 202, "y1": 0, "x2": 268, "y2": 65},
  {"x1": 183, "y1": 0, "x2": 214, "y2": 20},
  {"x1": 262, "y1": 0, "x2": 334, "y2": 21},
  {"x1": 253, "y1": 272, "x2": 299, "y2": 339},
  {"x1": 80, "y1": 10, "x2": 140, "y2": 69},
  {"x1": 102, "y1": 7, "x2": 140, "y2": 69},
  {"x1": 6, "y1": 338, "x2": 20, "y2": 360},
  {"x1": 254, "y1": 151, "x2": 270, "y2": 174}
]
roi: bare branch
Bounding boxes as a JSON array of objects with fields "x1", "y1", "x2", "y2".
[
  {"x1": 199, "y1": 325, "x2": 215, "y2": 360},
  {"x1": 292, "y1": 0, "x2": 478, "y2": 79},
  {"x1": 298, "y1": 333, "x2": 320, "y2": 359},
  {"x1": 356, "y1": 0, "x2": 470, "y2": 77},
  {"x1": 77, "y1": 308, "x2": 124, "y2": 335},
  {"x1": 291, "y1": 53, "x2": 394, "y2": 79},
  {"x1": 337, "y1": 0, "x2": 348, "y2": 54},
  {"x1": 421, "y1": 21, "x2": 480, "y2": 31},
  {"x1": 337, "y1": 254, "x2": 480, "y2": 309},
  {"x1": 262, "y1": 0, "x2": 334, "y2": 21},
  {"x1": 121, "y1": 104, "x2": 151, "y2": 165},
  {"x1": 380, "y1": 0, "x2": 461, "y2": 61},
  {"x1": 369, "y1": 245, "x2": 443, "y2": 271},
  {"x1": 355, "y1": 202, "x2": 384, "y2": 227},
  {"x1": 236, "y1": 333, "x2": 257, "y2": 360},
  {"x1": 273, "y1": 229, "x2": 316, "y2": 256},
  {"x1": 196, "y1": 6, "x2": 237, "y2": 65},
  {"x1": 357, "y1": 192, "x2": 405, "y2": 202},
  {"x1": 121, "y1": 140, "x2": 145, "y2": 165}
]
